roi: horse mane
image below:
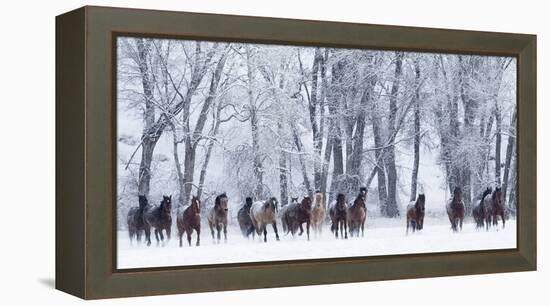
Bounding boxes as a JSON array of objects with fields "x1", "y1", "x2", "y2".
[
  {"x1": 480, "y1": 188, "x2": 491, "y2": 208},
  {"x1": 245, "y1": 197, "x2": 253, "y2": 207}
]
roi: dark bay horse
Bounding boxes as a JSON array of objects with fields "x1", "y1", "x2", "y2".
[
  {"x1": 238, "y1": 197, "x2": 254, "y2": 238},
  {"x1": 207, "y1": 193, "x2": 229, "y2": 243},
  {"x1": 143, "y1": 195, "x2": 172, "y2": 246},
  {"x1": 473, "y1": 187, "x2": 492, "y2": 230},
  {"x1": 177, "y1": 196, "x2": 201, "y2": 247},
  {"x1": 406, "y1": 194, "x2": 425, "y2": 234},
  {"x1": 281, "y1": 196, "x2": 313, "y2": 240},
  {"x1": 329, "y1": 193, "x2": 348, "y2": 239},
  {"x1": 489, "y1": 187, "x2": 506, "y2": 228},
  {"x1": 250, "y1": 197, "x2": 280, "y2": 242},
  {"x1": 446, "y1": 187, "x2": 465, "y2": 232},
  {"x1": 127, "y1": 195, "x2": 151, "y2": 245},
  {"x1": 348, "y1": 187, "x2": 367, "y2": 237}
]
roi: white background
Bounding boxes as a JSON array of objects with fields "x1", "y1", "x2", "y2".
[{"x1": 0, "y1": 0, "x2": 547, "y2": 304}]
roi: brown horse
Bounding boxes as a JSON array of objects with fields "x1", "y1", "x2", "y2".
[
  {"x1": 127, "y1": 195, "x2": 151, "y2": 245},
  {"x1": 446, "y1": 187, "x2": 465, "y2": 232},
  {"x1": 489, "y1": 187, "x2": 506, "y2": 228},
  {"x1": 329, "y1": 193, "x2": 348, "y2": 239},
  {"x1": 281, "y1": 196, "x2": 313, "y2": 240},
  {"x1": 177, "y1": 196, "x2": 201, "y2": 247},
  {"x1": 143, "y1": 195, "x2": 172, "y2": 246},
  {"x1": 406, "y1": 194, "x2": 425, "y2": 234},
  {"x1": 472, "y1": 187, "x2": 492, "y2": 230},
  {"x1": 348, "y1": 187, "x2": 367, "y2": 237},
  {"x1": 207, "y1": 193, "x2": 229, "y2": 244},
  {"x1": 310, "y1": 192, "x2": 326, "y2": 237},
  {"x1": 250, "y1": 197, "x2": 280, "y2": 242}
]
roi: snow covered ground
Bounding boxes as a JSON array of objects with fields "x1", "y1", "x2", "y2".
[{"x1": 117, "y1": 217, "x2": 516, "y2": 269}]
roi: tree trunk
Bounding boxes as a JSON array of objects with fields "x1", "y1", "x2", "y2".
[
  {"x1": 502, "y1": 110, "x2": 517, "y2": 205},
  {"x1": 495, "y1": 101, "x2": 502, "y2": 185},
  {"x1": 278, "y1": 122, "x2": 289, "y2": 207},
  {"x1": 328, "y1": 60, "x2": 345, "y2": 202},
  {"x1": 307, "y1": 48, "x2": 323, "y2": 191},
  {"x1": 410, "y1": 59, "x2": 421, "y2": 202},
  {"x1": 383, "y1": 51, "x2": 404, "y2": 217},
  {"x1": 291, "y1": 122, "x2": 313, "y2": 196},
  {"x1": 171, "y1": 124, "x2": 186, "y2": 207},
  {"x1": 136, "y1": 38, "x2": 156, "y2": 197},
  {"x1": 372, "y1": 111, "x2": 388, "y2": 215},
  {"x1": 508, "y1": 150, "x2": 517, "y2": 213}
]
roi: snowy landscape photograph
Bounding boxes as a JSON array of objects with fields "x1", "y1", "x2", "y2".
[{"x1": 116, "y1": 36, "x2": 517, "y2": 269}]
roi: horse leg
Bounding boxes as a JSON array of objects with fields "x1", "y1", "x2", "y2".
[
  {"x1": 223, "y1": 223, "x2": 228, "y2": 243},
  {"x1": 144, "y1": 227, "x2": 152, "y2": 246},
  {"x1": 166, "y1": 227, "x2": 171, "y2": 241},
  {"x1": 196, "y1": 227, "x2": 201, "y2": 246},
  {"x1": 178, "y1": 231, "x2": 183, "y2": 247},
  {"x1": 406, "y1": 219, "x2": 409, "y2": 235},
  {"x1": 344, "y1": 221, "x2": 348, "y2": 239},
  {"x1": 159, "y1": 229, "x2": 164, "y2": 242},
  {"x1": 272, "y1": 222, "x2": 280, "y2": 241},
  {"x1": 209, "y1": 221, "x2": 215, "y2": 241},
  {"x1": 501, "y1": 212, "x2": 506, "y2": 229},
  {"x1": 154, "y1": 229, "x2": 160, "y2": 245},
  {"x1": 334, "y1": 222, "x2": 339, "y2": 239},
  {"x1": 459, "y1": 218, "x2": 463, "y2": 231},
  {"x1": 186, "y1": 230, "x2": 192, "y2": 247},
  {"x1": 361, "y1": 221, "x2": 365, "y2": 237},
  {"x1": 263, "y1": 225, "x2": 267, "y2": 243},
  {"x1": 306, "y1": 221, "x2": 310, "y2": 241},
  {"x1": 129, "y1": 228, "x2": 134, "y2": 244},
  {"x1": 216, "y1": 224, "x2": 222, "y2": 244}
]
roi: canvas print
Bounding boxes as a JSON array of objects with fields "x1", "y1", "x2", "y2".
[{"x1": 116, "y1": 36, "x2": 517, "y2": 269}]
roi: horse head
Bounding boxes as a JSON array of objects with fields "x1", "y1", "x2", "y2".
[
  {"x1": 161, "y1": 195, "x2": 172, "y2": 213},
  {"x1": 416, "y1": 194, "x2": 425, "y2": 214},
  {"x1": 138, "y1": 195, "x2": 148, "y2": 209},
  {"x1": 493, "y1": 187, "x2": 503, "y2": 207},
  {"x1": 453, "y1": 187, "x2": 462, "y2": 203},
  {"x1": 265, "y1": 197, "x2": 278, "y2": 212},
  {"x1": 160, "y1": 195, "x2": 172, "y2": 213},
  {"x1": 301, "y1": 196, "x2": 312, "y2": 211},
  {"x1": 215, "y1": 193, "x2": 229, "y2": 213},
  {"x1": 191, "y1": 196, "x2": 201, "y2": 213},
  {"x1": 359, "y1": 187, "x2": 368, "y2": 200},
  {"x1": 314, "y1": 192, "x2": 324, "y2": 208},
  {"x1": 483, "y1": 187, "x2": 493, "y2": 198},
  {"x1": 336, "y1": 193, "x2": 346, "y2": 209},
  {"x1": 291, "y1": 197, "x2": 298, "y2": 205}
]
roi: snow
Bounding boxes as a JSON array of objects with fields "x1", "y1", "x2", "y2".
[{"x1": 117, "y1": 217, "x2": 516, "y2": 269}]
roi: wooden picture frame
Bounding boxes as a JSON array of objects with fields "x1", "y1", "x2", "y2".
[{"x1": 56, "y1": 6, "x2": 536, "y2": 299}]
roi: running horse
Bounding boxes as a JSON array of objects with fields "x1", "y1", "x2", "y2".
[
  {"x1": 207, "y1": 193, "x2": 229, "y2": 243},
  {"x1": 406, "y1": 194, "x2": 425, "y2": 234},
  {"x1": 472, "y1": 187, "x2": 492, "y2": 230},
  {"x1": 177, "y1": 195, "x2": 201, "y2": 247},
  {"x1": 281, "y1": 196, "x2": 313, "y2": 240},
  {"x1": 489, "y1": 187, "x2": 506, "y2": 228},
  {"x1": 310, "y1": 192, "x2": 326, "y2": 237},
  {"x1": 348, "y1": 187, "x2": 367, "y2": 237},
  {"x1": 143, "y1": 195, "x2": 172, "y2": 246},
  {"x1": 446, "y1": 187, "x2": 465, "y2": 232},
  {"x1": 329, "y1": 193, "x2": 348, "y2": 239}
]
